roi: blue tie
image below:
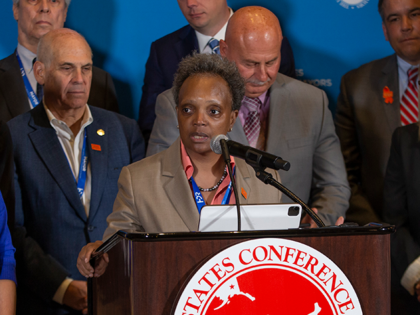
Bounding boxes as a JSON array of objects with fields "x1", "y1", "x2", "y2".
[{"x1": 208, "y1": 38, "x2": 220, "y2": 55}]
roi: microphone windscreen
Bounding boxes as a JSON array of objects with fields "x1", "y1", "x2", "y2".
[{"x1": 210, "y1": 134, "x2": 229, "y2": 154}]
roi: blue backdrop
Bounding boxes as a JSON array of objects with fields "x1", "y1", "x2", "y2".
[{"x1": 0, "y1": 0, "x2": 394, "y2": 119}]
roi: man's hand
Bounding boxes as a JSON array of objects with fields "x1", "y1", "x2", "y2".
[
  {"x1": 415, "y1": 281, "x2": 420, "y2": 302},
  {"x1": 301, "y1": 208, "x2": 344, "y2": 228},
  {"x1": 63, "y1": 280, "x2": 87, "y2": 312},
  {"x1": 77, "y1": 240, "x2": 109, "y2": 278}
]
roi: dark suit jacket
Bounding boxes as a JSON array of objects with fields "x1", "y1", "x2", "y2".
[
  {"x1": 335, "y1": 54, "x2": 400, "y2": 225},
  {"x1": 0, "y1": 52, "x2": 120, "y2": 122},
  {"x1": 0, "y1": 121, "x2": 14, "y2": 231},
  {"x1": 383, "y1": 123, "x2": 420, "y2": 314},
  {"x1": 8, "y1": 104, "x2": 145, "y2": 315},
  {"x1": 138, "y1": 24, "x2": 296, "y2": 141}
]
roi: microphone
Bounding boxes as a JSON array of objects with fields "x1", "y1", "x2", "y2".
[
  {"x1": 210, "y1": 135, "x2": 242, "y2": 230},
  {"x1": 210, "y1": 135, "x2": 290, "y2": 171}
]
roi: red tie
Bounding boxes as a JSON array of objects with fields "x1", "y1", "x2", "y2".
[{"x1": 400, "y1": 67, "x2": 419, "y2": 126}]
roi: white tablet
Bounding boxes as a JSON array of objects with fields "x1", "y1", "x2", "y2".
[{"x1": 198, "y1": 204, "x2": 302, "y2": 232}]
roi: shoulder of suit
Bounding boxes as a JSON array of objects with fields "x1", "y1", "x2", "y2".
[
  {"x1": 342, "y1": 54, "x2": 396, "y2": 80},
  {"x1": 0, "y1": 52, "x2": 17, "y2": 73},
  {"x1": 274, "y1": 72, "x2": 325, "y2": 95},
  {"x1": 125, "y1": 147, "x2": 166, "y2": 176},
  {"x1": 152, "y1": 25, "x2": 193, "y2": 48},
  {"x1": 394, "y1": 123, "x2": 419, "y2": 141},
  {"x1": 89, "y1": 105, "x2": 136, "y2": 126}
]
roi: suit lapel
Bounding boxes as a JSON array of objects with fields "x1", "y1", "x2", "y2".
[
  {"x1": 0, "y1": 53, "x2": 31, "y2": 118},
  {"x1": 266, "y1": 75, "x2": 290, "y2": 152},
  {"x1": 162, "y1": 139, "x2": 200, "y2": 231},
  {"x1": 381, "y1": 55, "x2": 401, "y2": 133},
  {"x1": 86, "y1": 109, "x2": 108, "y2": 222},
  {"x1": 28, "y1": 105, "x2": 87, "y2": 221},
  {"x1": 235, "y1": 159, "x2": 251, "y2": 205},
  {"x1": 229, "y1": 119, "x2": 248, "y2": 144},
  {"x1": 174, "y1": 25, "x2": 199, "y2": 61}
]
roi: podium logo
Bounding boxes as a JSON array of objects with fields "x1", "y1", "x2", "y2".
[
  {"x1": 173, "y1": 238, "x2": 362, "y2": 315},
  {"x1": 337, "y1": 0, "x2": 369, "y2": 9}
]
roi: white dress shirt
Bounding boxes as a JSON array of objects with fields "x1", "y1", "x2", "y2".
[
  {"x1": 195, "y1": 8, "x2": 233, "y2": 54},
  {"x1": 44, "y1": 103, "x2": 93, "y2": 304},
  {"x1": 16, "y1": 43, "x2": 39, "y2": 109},
  {"x1": 397, "y1": 55, "x2": 419, "y2": 103}
]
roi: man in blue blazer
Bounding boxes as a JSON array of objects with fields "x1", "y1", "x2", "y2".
[
  {"x1": 8, "y1": 29, "x2": 145, "y2": 315},
  {"x1": 138, "y1": 0, "x2": 296, "y2": 142}
]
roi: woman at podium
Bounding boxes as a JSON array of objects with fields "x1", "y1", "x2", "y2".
[{"x1": 76, "y1": 53, "x2": 283, "y2": 278}]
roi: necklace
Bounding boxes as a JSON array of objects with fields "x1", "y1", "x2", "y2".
[{"x1": 192, "y1": 166, "x2": 228, "y2": 192}]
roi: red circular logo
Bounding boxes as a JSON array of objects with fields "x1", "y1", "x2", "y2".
[{"x1": 174, "y1": 239, "x2": 362, "y2": 315}]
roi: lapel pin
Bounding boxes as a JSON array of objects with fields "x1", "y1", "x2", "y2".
[
  {"x1": 241, "y1": 187, "x2": 248, "y2": 199},
  {"x1": 91, "y1": 144, "x2": 101, "y2": 151},
  {"x1": 97, "y1": 129, "x2": 105, "y2": 136},
  {"x1": 383, "y1": 86, "x2": 393, "y2": 104}
]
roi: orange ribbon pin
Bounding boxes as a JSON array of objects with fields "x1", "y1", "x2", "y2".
[
  {"x1": 241, "y1": 187, "x2": 248, "y2": 199},
  {"x1": 91, "y1": 144, "x2": 101, "y2": 151},
  {"x1": 383, "y1": 86, "x2": 393, "y2": 104}
]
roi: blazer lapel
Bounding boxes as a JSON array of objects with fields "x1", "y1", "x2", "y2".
[
  {"x1": 381, "y1": 54, "x2": 401, "y2": 133},
  {"x1": 162, "y1": 138, "x2": 200, "y2": 231},
  {"x1": 28, "y1": 105, "x2": 87, "y2": 221},
  {"x1": 235, "y1": 159, "x2": 252, "y2": 205},
  {"x1": 0, "y1": 53, "x2": 31, "y2": 118},
  {"x1": 266, "y1": 75, "x2": 290, "y2": 152},
  {"x1": 86, "y1": 111, "x2": 108, "y2": 222},
  {"x1": 174, "y1": 25, "x2": 199, "y2": 61},
  {"x1": 229, "y1": 119, "x2": 248, "y2": 145}
]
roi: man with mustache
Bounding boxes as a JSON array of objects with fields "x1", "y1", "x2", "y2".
[
  {"x1": 336, "y1": 0, "x2": 420, "y2": 312},
  {"x1": 147, "y1": 6, "x2": 350, "y2": 226},
  {"x1": 0, "y1": 0, "x2": 119, "y2": 123},
  {"x1": 138, "y1": 0, "x2": 296, "y2": 143},
  {"x1": 7, "y1": 29, "x2": 144, "y2": 314}
]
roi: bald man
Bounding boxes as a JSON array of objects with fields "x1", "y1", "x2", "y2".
[
  {"x1": 148, "y1": 6, "x2": 350, "y2": 226},
  {"x1": 0, "y1": 0, "x2": 119, "y2": 123},
  {"x1": 7, "y1": 29, "x2": 144, "y2": 314},
  {"x1": 138, "y1": 0, "x2": 296, "y2": 144}
]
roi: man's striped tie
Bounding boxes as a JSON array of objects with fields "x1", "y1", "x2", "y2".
[
  {"x1": 208, "y1": 38, "x2": 220, "y2": 55},
  {"x1": 400, "y1": 66, "x2": 419, "y2": 126}
]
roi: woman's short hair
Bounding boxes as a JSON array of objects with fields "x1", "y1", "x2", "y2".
[{"x1": 173, "y1": 53, "x2": 245, "y2": 111}]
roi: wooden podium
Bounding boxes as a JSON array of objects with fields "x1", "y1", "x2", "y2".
[{"x1": 89, "y1": 225, "x2": 394, "y2": 315}]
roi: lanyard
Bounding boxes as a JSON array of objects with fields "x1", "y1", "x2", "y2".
[
  {"x1": 190, "y1": 166, "x2": 235, "y2": 213},
  {"x1": 16, "y1": 52, "x2": 40, "y2": 108},
  {"x1": 63, "y1": 129, "x2": 88, "y2": 199}
]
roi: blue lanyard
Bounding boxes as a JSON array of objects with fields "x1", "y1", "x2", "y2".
[
  {"x1": 76, "y1": 130, "x2": 89, "y2": 199},
  {"x1": 190, "y1": 166, "x2": 235, "y2": 213},
  {"x1": 16, "y1": 52, "x2": 40, "y2": 108},
  {"x1": 63, "y1": 129, "x2": 88, "y2": 199}
]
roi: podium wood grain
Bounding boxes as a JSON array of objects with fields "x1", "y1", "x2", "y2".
[{"x1": 91, "y1": 233, "x2": 390, "y2": 314}]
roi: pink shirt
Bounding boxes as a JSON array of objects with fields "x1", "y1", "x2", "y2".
[
  {"x1": 238, "y1": 90, "x2": 270, "y2": 127},
  {"x1": 180, "y1": 141, "x2": 236, "y2": 205}
]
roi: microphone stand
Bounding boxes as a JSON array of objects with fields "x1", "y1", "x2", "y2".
[
  {"x1": 221, "y1": 139, "x2": 242, "y2": 231},
  {"x1": 241, "y1": 147, "x2": 326, "y2": 228},
  {"x1": 252, "y1": 166, "x2": 325, "y2": 228}
]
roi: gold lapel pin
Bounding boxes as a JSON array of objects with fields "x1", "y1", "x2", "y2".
[{"x1": 97, "y1": 129, "x2": 105, "y2": 136}]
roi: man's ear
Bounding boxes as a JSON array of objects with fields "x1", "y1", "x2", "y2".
[
  {"x1": 382, "y1": 23, "x2": 389, "y2": 41},
  {"x1": 12, "y1": 3, "x2": 19, "y2": 21},
  {"x1": 219, "y1": 40, "x2": 228, "y2": 58},
  {"x1": 34, "y1": 61, "x2": 46, "y2": 86}
]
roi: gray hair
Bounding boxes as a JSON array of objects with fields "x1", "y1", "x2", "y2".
[
  {"x1": 173, "y1": 53, "x2": 245, "y2": 112},
  {"x1": 13, "y1": 0, "x2": 71, "y2": 6}
]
